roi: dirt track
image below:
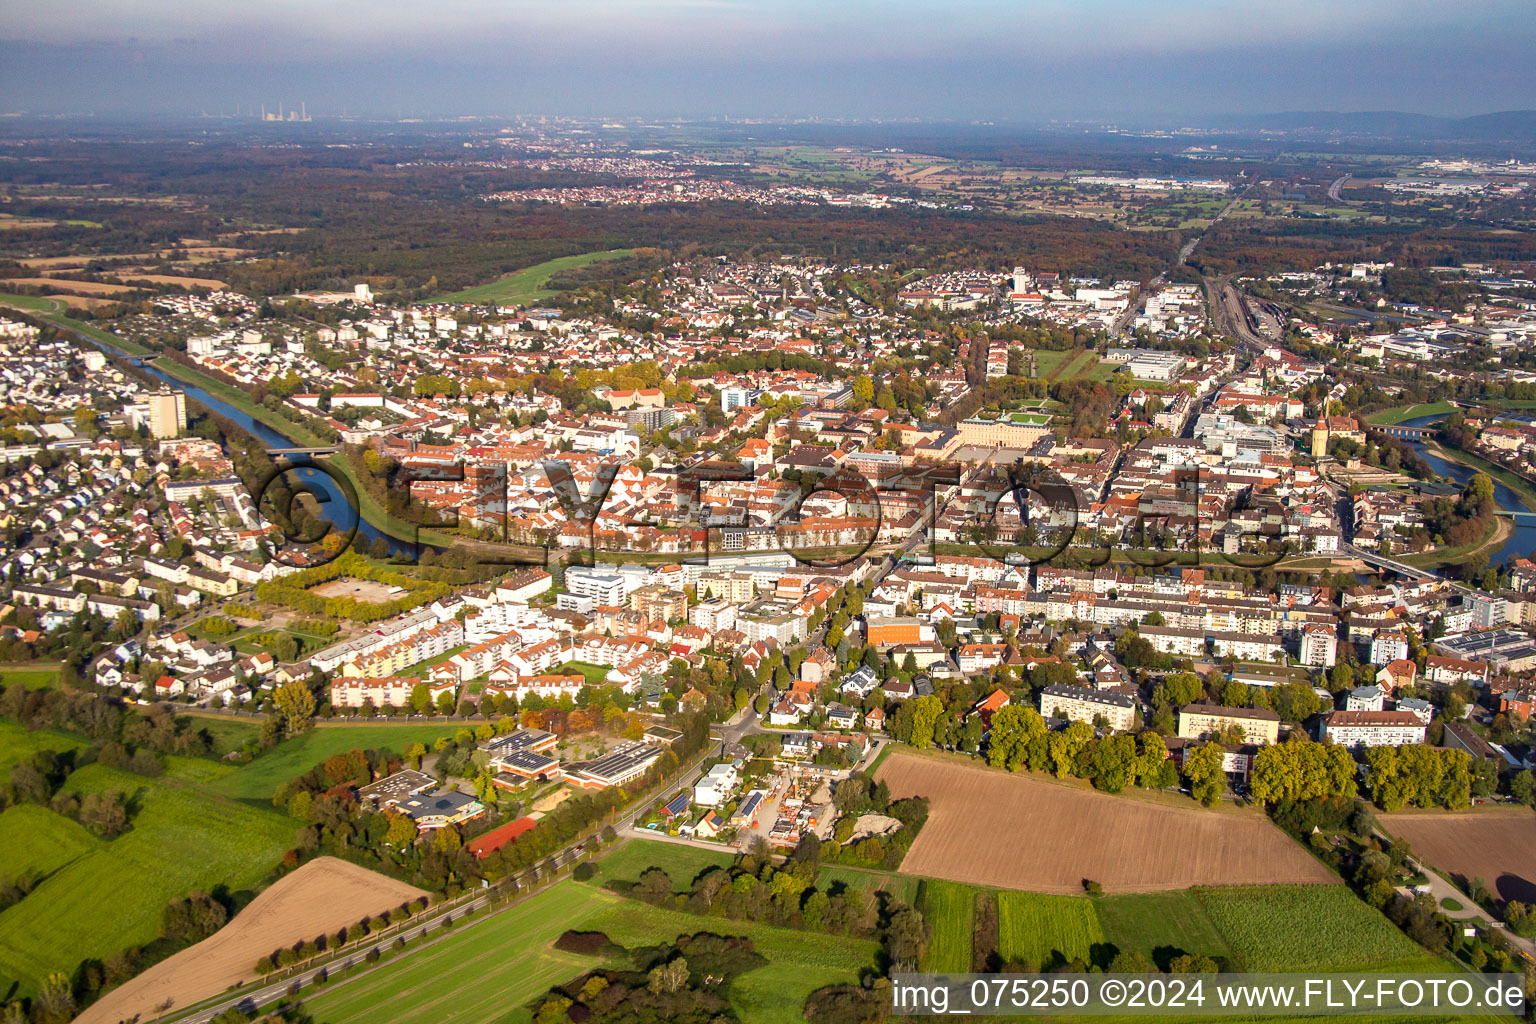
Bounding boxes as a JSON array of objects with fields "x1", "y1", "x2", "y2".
[
  {"x1": 1384, "y1": 807, "x2": 1536, "y2": 904},
  {"x1": 878, "y1": 751, "x2": 1337, "y2": 893},
  {"x1": 76, "y1": 858, "x2": 426, "y2": 1024}
]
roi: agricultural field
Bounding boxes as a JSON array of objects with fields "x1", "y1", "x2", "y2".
[
  {"x1": 301, "y1": 879, "x2": 879, "y2": 1024},
  {"x1": 995, "y1": 891, "x2": 1104, "y2": 967},
  {"x1": 75, "y1": 858, "x2": 426, "y2": 1024},
  {"x1": 437, "y1": 249, "x2": 635, "y2": 304},
  {"x1": 0, "y1": 760, "x2": 294, "y2": 996},
  {"x1": 917, "y1": 879, "x2": 975, "y2": 973},
  {"x1": 1383, "y1": 807, "x2": 1536, "y2": 904},
  {"x1": 904, "y1": 879, "x2": 1438, "y2": 976},
  {"x1": 878, "y1": 751, "x2": 1335, "y2": 892},
  {"x1": 1192, "y1": 886, "x2": 1442, "y2": 973},
  {"x1": 206, "y1": 723, "x2": 469, "y2": 801}
]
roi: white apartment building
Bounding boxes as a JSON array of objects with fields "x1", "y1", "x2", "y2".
[
  {"x1": 562, "y1": 567, "x2": 626, "y2": 607},
  {"x1": 1370, "y1": 629, "x2": 1410, "y2": 667},
  {"x1": 1138, "y1": 624, "x2": 1207, "y2": 658},
  {"x1": 1300, "y1": 624, "x2": 1338, "y2": 668},
  {"x1": 1210, "y1": 631, "x2": 1283, "y2": 662},
  {"x1": 1320, "y1": 710, "x2": 1426, "y2": 748},
  {"x1": 690, "y1": 598, "x2": 737, "y2": 633},
  {"x1": 1039, "y1": 683, "x2": 1137, "y2": 732}
]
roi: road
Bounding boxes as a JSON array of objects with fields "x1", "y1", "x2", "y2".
[
  {"x1": 158, "y1": 740, "x2": 713, "y2": 1024},
  {"x1": 1107, "y1": 182, "x2": 1248, "y2": 342},
  {"x1": 1327, "y1": 174, "x2": 1351, "y2": 203},
  {"x1": 1391, "y1": 856, "x2": 1536, "y2": 967}
]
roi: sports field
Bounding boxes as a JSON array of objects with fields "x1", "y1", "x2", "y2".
[
  {"x1": 301, "y1": 879, "x2": 879, "y2": 1024},
  {"x1": 437, "y1": 250, "x2": 634, "y2": 304},
  {"x1": 0, "y1": 758, "x2": 293, "y2": 996}
]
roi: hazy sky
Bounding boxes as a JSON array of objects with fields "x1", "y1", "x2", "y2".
[{"x1": 2, "y1": 0, "x2": 1533, "y2": 119}]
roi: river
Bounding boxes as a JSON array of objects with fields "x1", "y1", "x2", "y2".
[
  {"x1": 1397, "y1": 413, "x2": 1535, "y2": 568},
  {"x1": 134, "y1": 363, "x2": 419, "y2": 558}
]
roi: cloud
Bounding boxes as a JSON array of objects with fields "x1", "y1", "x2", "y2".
[{"x1": 0, "y1": 0, "x2": 1531, "y2": 117}]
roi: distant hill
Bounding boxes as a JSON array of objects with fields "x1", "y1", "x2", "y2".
[{"x1": 1218, "y1": 110, "x2": 1536, "y2": 144}]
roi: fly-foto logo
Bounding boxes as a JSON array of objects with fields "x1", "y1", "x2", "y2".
[{"x1": 253, "y1": 453, "x2": 1291, "y2": 571}]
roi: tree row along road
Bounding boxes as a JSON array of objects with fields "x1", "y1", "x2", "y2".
[{"x1": 155, "y1": 742, "x2": 714, "y2": 1024}]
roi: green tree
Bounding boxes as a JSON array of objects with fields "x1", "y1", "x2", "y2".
[
  {"x1": 1182, "y1": 742, "x2": 1227, "y2": 807},
  {"x1": 385, "y1": 813, "x2": 418, "y2": 847},
  {"x1": 409, "y1": 683, "x2": 432, "y2": 715}
]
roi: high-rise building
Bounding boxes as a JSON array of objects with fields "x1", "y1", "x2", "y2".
[{"x1": 147, "y1": 390, "x2": 187, "y2": 439}]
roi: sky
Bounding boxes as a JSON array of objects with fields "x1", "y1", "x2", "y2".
[{"x1": 2, "y1": 0, "x2": 1533, "y2": 120}]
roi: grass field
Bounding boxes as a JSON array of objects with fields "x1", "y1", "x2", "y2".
[
  {"x1": 0, "y1": 296, "x2": 157, "y2": 355},
  {"x1": 583, "y1": 893, "x2": 880, "y2": 1024},
  {"x1": 0, "y1": 804, "x2": 102, "y2": 883},
  {"x1": 206, "y1": 723, "x2": 469, "y2": 801},
  {"x1": 995, "y1": 891, "x2": 1104, "y2": 968},
  {"x1": 818, "y1": 864, "x2": 919, "y2": 909},
  {"x1": 0, "y1": 662, "x2": 62, "y2": 690},
  {"x1": 917, "y1": 879, "x2": 974, "y2": 973},
  {"x1": 1192, "y1": 885, "x2": 1441, "y2": 973},
  {"x1": 0, "y1": 721, "x2": 87, "y2": 775},
  {"x1": 0, "y1": 759, "x2": 294, "y2": 996},
  {"x1": 1094, "y1": 889, "x2": 1233, "y2": 966},
  {"x1": 1051, "y1": 349, "x2": 1100, "y2": 382},
  {"x1": 301, "y1": 883, "x2": 615, "y2": 1024},
  {"x1": 1366, "y1": 401, "x2": 1454, "y2": 425},
  {"x1": 588, "y1": 839, "x2": 734, "y2": 888},
  {"x1": 302, "y1": 879, "x2": 878, "y2": 1024},
  {"x1": 437, "y1": 250, "x2": 634, "y2": 305},
  {"x1": 552, "y1": 661, "x2": 612, "y2": 688},
  {"x1": 1028, "y1": 349, "x2": 1073, "y2": 379},
  {"x1": 594, "y1": 838, "x2": 921, "y2": 925}
]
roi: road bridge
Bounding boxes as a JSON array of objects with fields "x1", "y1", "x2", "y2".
[{"x1": 1365, "y1": 423, "x2": 1434, "y2": 442}]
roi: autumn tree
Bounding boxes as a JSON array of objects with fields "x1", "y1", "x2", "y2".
[{"x1": 272, "y1": 681, "x2": 316, "y2": 735}]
